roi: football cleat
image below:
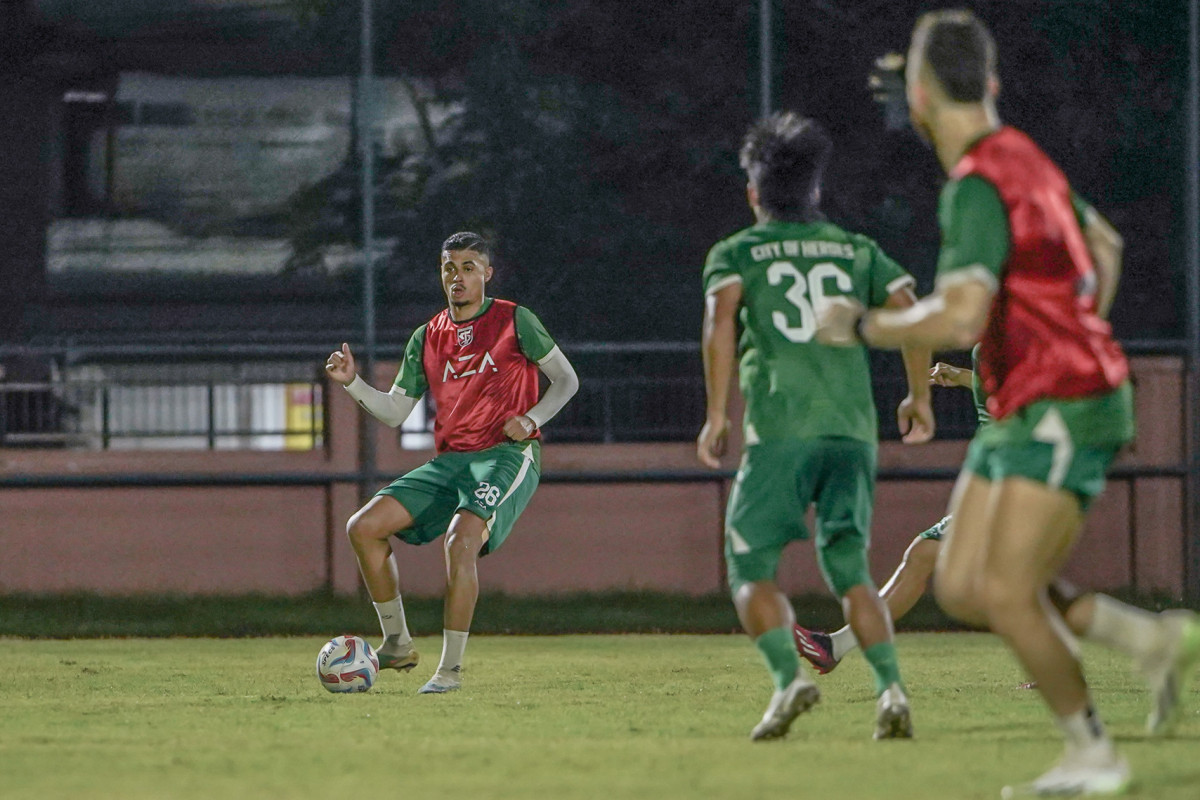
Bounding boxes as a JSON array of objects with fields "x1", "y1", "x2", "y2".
[
  {"x1": 873, "y1": 683, "x2": 913, "y2": 740},
  {"x1": 1143, "y1": 609, "x2": 1200, "y2": 735},
  {"x1": 793, "y1": 625, "x2": 840, "y2": 674},
  {"x1": 750, "y1": 674, "x2": 821, "y2": 741},
  {"x1": 377, "y1": 640, "x2": 420, "y2": 672},
  {"x1": 1000, "y1": 746, "x2": 1131, "y2": 798},
  {"x1": 417, "y1": 666, "x2": 462, "y2": 694}
]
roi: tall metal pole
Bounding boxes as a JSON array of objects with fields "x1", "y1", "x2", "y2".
[
  {"x1": 759, "y1": 0, "x2": 772, "y2": 117},
  {"x1": 1185, "y1": 0, "x2": 1200, "y2": 600},
  {"x1": 358, "y1": 0, "x2": 378, "y2": 501}
]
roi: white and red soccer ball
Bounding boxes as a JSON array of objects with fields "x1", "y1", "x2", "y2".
[{"x1": 316, "y1": 635, "x2": 379, "y2": 693}]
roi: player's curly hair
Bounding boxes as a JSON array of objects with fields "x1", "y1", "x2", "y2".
[
  {"x1": 442, "y1": 231, "x2": 493, "y2": 259},
  {"x1": 739, "y1": 112, "x2": 831, "y2": 222},
  {"x1": 912, "y1": 9, "x2": 996, "y2": 103}
]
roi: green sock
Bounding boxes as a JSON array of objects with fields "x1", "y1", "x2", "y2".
[
  {"x1": 862, "y1": 641, "x2": 904, "y2": 697},
  {"x1": 755, "y1": 627, "x2": 800, "y2": 691}
]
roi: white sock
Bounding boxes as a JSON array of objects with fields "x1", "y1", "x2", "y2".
[
  {"x1": 1084, "y1": 594, "x2": 1163, "y2": 662},
  {"x1": 830, "y1": 626, "x2": 859, "y2": 661},
  {"x1": 1055, "y1": 705, "x2": 1110, "y2": 753},
  {"x1": 372, "y1": 596, "x2": 411, "y2": 645},
  {"x1": 438, "y1": 629, "x2": 469, "y2": 673}
]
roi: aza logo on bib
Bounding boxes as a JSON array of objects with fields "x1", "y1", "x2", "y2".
[{"x1": 443, "y1": 351, "x2": 498, "y2": 382}]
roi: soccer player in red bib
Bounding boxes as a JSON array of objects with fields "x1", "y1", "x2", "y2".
[
  {"x1": 817, "y1": 10, "x2": 1198, "y2": 797},
  {"x1": 325, "y1": 232, "x2": 578, "y2": 694}
]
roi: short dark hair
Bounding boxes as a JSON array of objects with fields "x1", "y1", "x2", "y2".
[
  {"x1": 739, "y1": 112, "x2": 832, "y2": 221},
  {"x1": 441, "y1": 231, "x2": 492, "y2": 259},
  {"x1": 913, "y1": 9, "x2": 996, "y2": 103}
]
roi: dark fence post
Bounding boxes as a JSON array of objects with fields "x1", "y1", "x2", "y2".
[
  {"x1": 207, "y1": 382, "x2": 216, "y2": 450},
  {"x1": 101, "y1": 385, "x2": 110, "y2": 450}
]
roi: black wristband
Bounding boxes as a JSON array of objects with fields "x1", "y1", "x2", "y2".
[{"x1": 854, "y1": 312, "x2": 871, "y2": 345}]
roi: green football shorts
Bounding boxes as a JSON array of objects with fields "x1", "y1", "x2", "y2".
[
  {"x1": 963, "y1": 382, "x2": 1133, "y2": 511},
  {"x1": 376, "y1": 440, "x2": 540, "y2": 555},
  {"x1": 724, "y1": 436, "x2": 877, "y2": 598}
]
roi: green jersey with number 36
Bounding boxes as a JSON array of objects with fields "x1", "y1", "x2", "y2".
[{"x1": 703, "y1": 220, "x2": 914, "y2": 444}]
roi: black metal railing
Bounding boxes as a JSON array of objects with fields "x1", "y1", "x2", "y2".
[
  {"x1": 0, "y1": 380, "x2": 324, "y2": 450},
  {"x1": 0, "y1": 339, "x2": 1185, "y2": 449}
]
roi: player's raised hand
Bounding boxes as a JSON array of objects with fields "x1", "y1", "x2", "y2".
[
  {"x1": 815, "y1": 297, "x2": 867, "y2": 346},
  {"x1": 897, "y1": 393, "x2": 935, "y2": 444},
  {"x1": 503, "y1": 415, "x2": 537, "y2": 442},
  {"x1": 325, "y1": 343, "x2": 357, "y2": 386},
  {"x1": 929, "y1": 362, "x2": 969, "y2": 388},
  {"x1": 696, "y1": 416, "x2": 729, "y2": 468}
]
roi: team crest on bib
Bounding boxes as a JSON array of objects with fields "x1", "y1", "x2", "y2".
[{"x1": 457, "y1": 326, "x2": 474, "y2": 348}]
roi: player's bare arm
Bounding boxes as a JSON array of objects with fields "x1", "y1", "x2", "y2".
[
  {"x1": 817, "y1": 277, "x2": 992, "y2": 352},
  {"x1": 1081, "y1": 207, "x2": 1123, "y2": 319},
  {"x1": 883, "y1": 285, "x2": 935, "y2": 444},
  {"x1": 697, "y1": 281, "x2": 741, "y2": 468}
]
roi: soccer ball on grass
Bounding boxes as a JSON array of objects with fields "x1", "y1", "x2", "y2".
[{"x1": 316, "y1": 635, "x2": 379, "y2": 693}]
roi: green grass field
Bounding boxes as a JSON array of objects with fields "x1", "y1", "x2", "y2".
[{"x1": 4, "y1": 633, "x2": 1199, "y2": 800}]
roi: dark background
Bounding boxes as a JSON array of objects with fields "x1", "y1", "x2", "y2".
[{"x1": 0, "y1": 0, "x2": 1189, "y2": 349}]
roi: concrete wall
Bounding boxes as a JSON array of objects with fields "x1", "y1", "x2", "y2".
[{"x1": 0, "y1": 357, "x2": 1188, "y2": 599}]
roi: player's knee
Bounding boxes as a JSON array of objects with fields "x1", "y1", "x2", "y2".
[
  {"x1": 444, "y1": 525, "x2": 485, "y2": 566},
  {"x1": 346, "y1": 511, "x2": 387, "y2": 547}
]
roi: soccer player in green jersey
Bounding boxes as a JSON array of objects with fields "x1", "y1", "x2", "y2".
[
  {"x1": 817, "y1": 10, "x2": 1200, "y2": 796},
  {"x1": 325, "y1": 232, "x2": 578, "y2": 694},
  {"x1": 697, "y1": 112, "x2": 935, "y2": 741}
]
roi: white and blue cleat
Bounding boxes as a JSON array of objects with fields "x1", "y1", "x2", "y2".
[{"x1": 418, "y1": 666, "x2": 463, "y2": 694}]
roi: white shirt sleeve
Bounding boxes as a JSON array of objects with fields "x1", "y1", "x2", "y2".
[
  {"x1": 524, "y1": 346, "x2": 579, "y2": 429},
  {"x1": 342, "y1": 375, "x2": 419, "y2": 428}
]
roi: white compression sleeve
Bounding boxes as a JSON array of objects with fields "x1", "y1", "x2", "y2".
[
  {"x1": 342, "y1": 375, "x2": 419, "y2": 428},
  {"x1": 524, "y1": 347, "x2": 579, "y2": 429}
]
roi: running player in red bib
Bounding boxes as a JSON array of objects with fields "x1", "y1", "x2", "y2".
[
  {"x1": 816, "y1": 10, "x2": 1198, "y2": 797},
  {"x1": 794, "y1": 349, "x2": 1199, "y2": 727},
  {"x1": 325, "y1": 232, "x2": 579, "y2": 694}
]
